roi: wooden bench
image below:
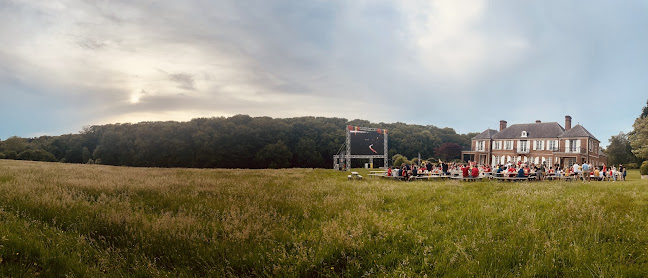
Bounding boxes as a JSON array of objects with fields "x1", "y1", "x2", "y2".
[
  {"x1": 451, "y1": 176, "x2": 483, "y2": 182},
  {"x1": 492, "y1": 176, "x2": 529, "y2": 182},
  {"x1": 415, "y1": 175, "x2": 443, "y2": 180},
  {"x1": 544, "y1": 175, "x2": 579, "y2": 181}
]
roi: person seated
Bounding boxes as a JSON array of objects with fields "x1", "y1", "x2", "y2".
[
  {"x1": 484, "y1": 165, "x2": 491, "y2": 173},
  {"x1": 471, "y1": 166, "x2": 479, "y2": 178},
  {"x1": 508, "y1": 166, "x2": 517, "y2": 177},
  {"x1": 401, "y1": 165, "x2": 408, "y2": 178},
  {"x1": 461, "y1": 165, "x2": 470, "y2": 177},
  {"x1": 523, "y1": 165, "x2": 530, "y2": 176},
  {"x1": 495, "y1": 165, "x2": 503, "y2": 173},
  {"x1": 593, "y1": 168, "x2": 600, "y2": 180},
  {"x1": 387, "y1": 167, "x2": 392, "y2": 177},
  {"x1": 517, "y1": 167, "x2": 526, "y2": 178}
]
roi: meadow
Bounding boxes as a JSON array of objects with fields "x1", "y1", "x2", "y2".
[{"x1": 0, "y1": 159, "x2": 647, "y2": 277}]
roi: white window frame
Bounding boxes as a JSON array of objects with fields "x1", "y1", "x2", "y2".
[
  {"x1": 477, "y1": 141, "x2": 485, "y2": 151},
  {"x1": 519, "y1": 140, "x2": 529, "y2": 153},
  {"x1": 569, "y1": 139, "x2": 578, "y2": 153}
]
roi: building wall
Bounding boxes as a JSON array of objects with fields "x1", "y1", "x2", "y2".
[{"x1": 469, "y1": 137, "x2": 606, "y2": 167}]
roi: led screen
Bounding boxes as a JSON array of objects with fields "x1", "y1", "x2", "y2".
[{"x1": 349, "y1": 129, "x2": 385, "y2": 155}]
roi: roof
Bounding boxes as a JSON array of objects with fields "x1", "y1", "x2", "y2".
[
  {"x1": 472, "y1": 129, "x2": 498, "y2": 140},
  {"x1": 558, "y1": 124, "x2": 598, "y2": 141},
  {"x1": 491, "y1": 122, "x2": 565, "y2": 139}
]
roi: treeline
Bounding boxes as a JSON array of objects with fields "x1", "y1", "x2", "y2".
[{"x1": 0, "y1": 115, "x2": 477, "y2": 168}]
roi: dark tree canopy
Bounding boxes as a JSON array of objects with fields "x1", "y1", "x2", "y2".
[
  {"x1": 605, "y1": 132, "x2": 638, "y2": 165},
  {"x1": 434, "y1": 142, "x2": 463, "y2": 161},
  {"x1": 0, "y1": 115, "x2": 475, "y2": 168}
]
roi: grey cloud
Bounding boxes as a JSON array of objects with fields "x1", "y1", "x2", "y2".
[
  {"x1": 168, "y1": 73, "x2": 195, "y2": 90},
  {"x1": 77, "y1": 38, "x2": 107, "y2": 50}
]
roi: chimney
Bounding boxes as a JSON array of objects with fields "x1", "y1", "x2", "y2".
[
  {"x1": 535, "y1": 120, "x2": 541, "y2": 123},
  {"x1": 499, "y1": 120, "x2": 507, "y2": 131},
  {"x1": 565, "y1": 115, "x2": 572, "y2": 130}
]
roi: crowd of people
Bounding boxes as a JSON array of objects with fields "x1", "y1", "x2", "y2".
[{"x1": 385, "y1": 159, "x2": 628, "y2": 182}]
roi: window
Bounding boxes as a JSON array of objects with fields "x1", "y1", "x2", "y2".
[
  {"x1": 505, "y1": 140, "x2": 513, "y2": 150},
  {"x1": 588, "y1": 140, "x2": 593, "y2": 152},
  {"x1": 548, "y1": 140, "x2": 558, "y2": 151},
  {"x1": 569, "y1": 139, "x2": 577, "y2": 153},
  {"x1": 535, "y1": 140, "x2": 544, "y2": 151},
  {"x1": 492, "y1": 141, "x2": 501, "y2": 150},
  {"x1": 521, "y1": 131, "x2": 528, "y2": 137},
  {"x1": 477, "y1": 141, "x2": 484, "y2": 151},
  {"x1": 519, "y1": 140, "x2": 529, "y2": 153}
]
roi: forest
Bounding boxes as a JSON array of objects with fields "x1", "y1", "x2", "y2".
[{"x1": 0, "y1": 115, "x2": 477, "y2": 169}]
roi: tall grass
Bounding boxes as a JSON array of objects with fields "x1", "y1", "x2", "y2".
[{"x1": 0, "y1": 159, "x2": 647, "y2": 276}]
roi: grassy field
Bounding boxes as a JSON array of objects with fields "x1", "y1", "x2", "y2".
[{"x1": 0, "y1": 160, "x2": 647, "y2": 277}]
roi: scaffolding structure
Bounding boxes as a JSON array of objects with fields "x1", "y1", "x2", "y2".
[{"x1": 334, "y1": 126, "x2": 388, "y2": 171}]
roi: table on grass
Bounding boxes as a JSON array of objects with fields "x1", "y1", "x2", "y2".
[{"x1": 348, "y1": 172, "x2": 363, "y2": 180}]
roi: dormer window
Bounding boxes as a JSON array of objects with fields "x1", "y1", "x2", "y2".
[{"x1": 521, "y1": 131, "x2": 528, "y2": 138}]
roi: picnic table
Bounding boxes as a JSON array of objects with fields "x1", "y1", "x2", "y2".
[
  {"x1": 367, "y1": 170, "x2": 387, "y2": 178},
  {"x1": 348, "y1": 171, "x2": 363, "y2": 180}
]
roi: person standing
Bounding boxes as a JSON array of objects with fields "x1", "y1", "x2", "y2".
[
  {"x1": 582, "y1": 161, "x2": 590, "y2": 182},
  {"x1": 572, "y1": 162, "x2": 581, "y2": 178},
  {"x1": 620, "y1": 164, "x2": 627, "y2": 181},
  {"x1": 440, "y1": 160, "x2": 449, "y2": 176}
]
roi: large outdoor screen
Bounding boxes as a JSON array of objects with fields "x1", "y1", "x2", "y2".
[{"x1": 348, "y1": 126, "x2": 386, "y2": 155}]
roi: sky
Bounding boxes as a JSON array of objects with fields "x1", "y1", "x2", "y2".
[{"x1": 2, "y1": 0, "x2": 648, "y2": 147}]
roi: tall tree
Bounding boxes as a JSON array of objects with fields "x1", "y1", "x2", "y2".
[
  {"x1": 605, "y1": 132, "x2": 638, "y2": 165},
  {"x1": 641, "y1": 98, "x2": 648, "y2": 119},
  {"x1": 630, "y1": 116, "x2": 648, "y2": 159}
]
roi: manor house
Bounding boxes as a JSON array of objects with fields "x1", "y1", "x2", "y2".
[{"x1": 462, "y1": 116, "x2": 607, "y2": 167}]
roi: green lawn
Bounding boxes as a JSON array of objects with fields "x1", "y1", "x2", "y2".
[{"x1": 0, "y1": 159, "x2": 647, "y2": 276}]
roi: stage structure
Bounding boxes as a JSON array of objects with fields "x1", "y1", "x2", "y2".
[{"x1": 334, "y1": 126, "x2": 388, "y2": 170}]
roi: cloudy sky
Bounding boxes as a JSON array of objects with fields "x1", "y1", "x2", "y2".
[{"x1": 2, "y1": 0, "x2": 647, "y2": 146}]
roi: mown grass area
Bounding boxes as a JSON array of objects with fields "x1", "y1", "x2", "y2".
[{"x1": 0, "y1": 159, "x2": 647, "y2": 277}]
